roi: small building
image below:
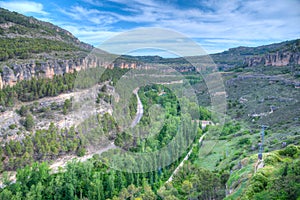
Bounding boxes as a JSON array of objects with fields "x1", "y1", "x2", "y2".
[{"x1": 201, "y1": 120, "x2": 212, "y2": 129}]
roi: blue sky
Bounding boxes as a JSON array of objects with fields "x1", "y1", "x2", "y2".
[{"x1": 0, "y1": 0, "x2": 299, "y2": 56}]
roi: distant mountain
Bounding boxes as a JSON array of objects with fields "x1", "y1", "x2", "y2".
[
  {"x1": 212, "y1": 39, "x2": 300, "y2": 69},
  {"x1": 127, "y1": 39, "x2": 300, "y2": 69}
]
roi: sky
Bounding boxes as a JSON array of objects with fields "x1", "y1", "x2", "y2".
[{"x1": 0, "y1": 0, "x2": 299, "y2": 56}]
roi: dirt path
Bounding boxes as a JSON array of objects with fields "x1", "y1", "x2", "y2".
[
  {"x1": 50, "y1": 142, "x2": 116, "y2": 173},
  {"x1": 254, "y1": 159, "x2": 264, "y2": 173},
  {"x1": 166, "y1": 133, "x2": 207, "y2": 183}
]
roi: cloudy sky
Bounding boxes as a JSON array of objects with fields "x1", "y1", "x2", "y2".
[{"x1": 0, "y1": 0, "x2": 299, "y2": 56}]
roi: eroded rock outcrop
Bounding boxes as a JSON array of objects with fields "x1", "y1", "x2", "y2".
[
  {"x1": 0, "y1": 58, "x2": 140, "y2": 89},
  {"x1": 244, "y1": 52, "x2": 300, "y2": 67}
]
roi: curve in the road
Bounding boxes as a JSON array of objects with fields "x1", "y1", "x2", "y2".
[{"x1": 131, "y1": 88, "x2": 144, "y2": 128}]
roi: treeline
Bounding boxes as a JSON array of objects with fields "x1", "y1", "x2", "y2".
[
  {"x1": 0, "y1": 158, "x2": 225, "y2": 200},
  {"x1": 0, "y1": 160, "x2": 162, "y2": 200},
  {"x1": 0, "y1": 38, "x2": 81, "y2": 61},
  {"x1": 0, "y1": 72, "x2": 77, "y2": 109},
  {"x1": 0, "y1": 146, "x2": 298, "y2": 200}
]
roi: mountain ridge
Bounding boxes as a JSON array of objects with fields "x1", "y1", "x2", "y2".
[{"x1": 0, "y1": 8, "x2": 300, "y2": 89}]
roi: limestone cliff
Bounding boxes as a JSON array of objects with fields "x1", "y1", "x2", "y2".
[
  {"x1": 0, "y1": 58, "x2": 139, "y2": 89},
  {"x1": 244, "y1": 52, "x2": 300, "y2": 67}
]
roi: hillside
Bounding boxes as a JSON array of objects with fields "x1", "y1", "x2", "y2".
[
  {"x1": 224, "y1": 145, "x2": 300, "y2": 199},
  {"x1": 0, "y1": 8, "x2": 299, "y2": 200},
  {"x1": 0, "y1": 7, "x2": 92, "y2": 60},
  {"x1": 212, "y1": 39, "x2": 300, "y2": 68}
]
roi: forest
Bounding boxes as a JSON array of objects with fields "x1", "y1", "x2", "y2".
[{"x1": 0, "y1": 80, "x2": 234, "y2": 199}]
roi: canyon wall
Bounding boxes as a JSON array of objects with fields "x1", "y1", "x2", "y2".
[
  {"x1": 0, "y1": 58, "x2": 139, "y2": 89},
  {"x1": 244, "y1": 51, "x2": 300, "y2": 67}
]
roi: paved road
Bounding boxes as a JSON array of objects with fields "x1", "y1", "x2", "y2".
[
  {"x1": 166, "y1": 133, "x2": 207, "y2": 183},
  {"x1": 131, "y1": 88, "x2": 143, "y2": 128}
]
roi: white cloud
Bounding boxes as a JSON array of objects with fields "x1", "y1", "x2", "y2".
[
  {"x1": 0, "y1": 1, "x2": 48, "y2": 15},
  {"x1": 60, "y1": 6, "x2": 117, "y2": 25},
  {"x1": 60, "y1": 24, "x2": 119, "y2": 46},
  {"x1": 43, "y1": 0, "x2": 300, "y2": 54},
  {"x1": 82, "y1": 0, "x2": 103, "y2": 7},
  {"x1": 92, "y1": 0, "x2": 300, "y2": 41}
]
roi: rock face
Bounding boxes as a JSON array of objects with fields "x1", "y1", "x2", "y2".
[
  {"x1": 244, "y1": 52, "x2": 300, "y2": 67},
  {"x1": 0, "y1": 58, "x2": 140, "y2": 89}
]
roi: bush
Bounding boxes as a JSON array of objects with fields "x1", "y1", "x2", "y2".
[
  {"x1": 279, "y1": 145, "x2": 298, "y2": 157},
  {"x1": 18, "y1": 105, "x2": 29, "y2": 117},
  {"x1": 238, "y1": 137, "x2": 251, "y2": 145},
  {"x1": 264, "y1": 153, "x2": 282, "y2": 165},
  {"x1": 8, "y1": 124, "x2": 17, "y2": 129},
  {"x1": 77, "y1": 147, "x2": 86, "y2": 157},
  {"x1": 24, "y1": 114, "x2": 34, "y2": 131}
]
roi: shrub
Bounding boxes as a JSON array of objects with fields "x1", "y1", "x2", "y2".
[
  {"x1": 77, "y1": 147, "x2": 86, "y2": 157},
  {"x1": 24, "y1": 114, "x2": 34, "y2": 131},
  {"x1": 18, "y1": 105, "x2": 29, "y2": 117},
  {"x1": 8, "y1": 124, "x2": 17, "y2": 129},
  {"x1": 238, "y1": 137, "x2": 251, "y2": 145},
  {"x1": 279, "y1": 145, "x2": 298, "y2": 157}
]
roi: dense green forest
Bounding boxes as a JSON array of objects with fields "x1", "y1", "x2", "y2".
[
  {"x1": 1, "y1": 138, "x2": 298, "y2": 199},
  {"x1": 0, "y1": 38, "x2": 82, "y2": 61}
]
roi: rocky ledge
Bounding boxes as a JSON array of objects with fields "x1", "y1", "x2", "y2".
[
  {"x1": 244, "y1": 51, "x2": 300, "y2": 67},
  {"x1": 0, "y1": 58, "x2": 140, "y2": 89}
]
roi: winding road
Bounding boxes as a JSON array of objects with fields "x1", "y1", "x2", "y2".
[{"x1": 131, "y1": 88, "x2": 143, "y2": 128}]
